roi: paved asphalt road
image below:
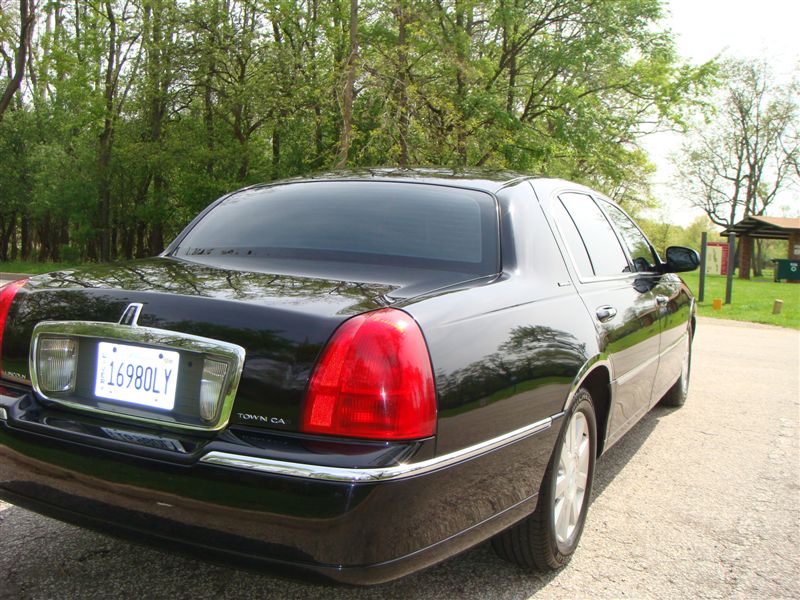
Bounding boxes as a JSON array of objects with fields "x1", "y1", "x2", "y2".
[{"x1": 1, "y1": 317, "x2": 798, "y2": 599}]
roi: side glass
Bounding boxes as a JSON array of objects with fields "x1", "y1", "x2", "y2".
[
  {"x1": 559, "y1": 193, "x2": 630, "y2": 277},
  {"x1": 600, "y1": 201, "x2": 659, "y2": 273},
  {"x1": 551, "y1": 197, "x2": 594, "y2": 278}
]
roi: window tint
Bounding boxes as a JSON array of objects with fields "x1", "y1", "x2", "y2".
[
  {"x1": 600, "y1": 201, "x2": 658, "y2": 272},
  {"x1": 559, "y1": 193, "x2": 629, "y2": 277},
  {"x1": 175, "y1": 181, "x2": 499, "y2": 274},
  {"x1": 551, "y1": 197, "x2": 594, "y2": 278}
]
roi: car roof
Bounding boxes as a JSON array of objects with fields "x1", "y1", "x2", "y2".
[{"x1": 243, "y1": 167, "x2": 552, "y2": 195}]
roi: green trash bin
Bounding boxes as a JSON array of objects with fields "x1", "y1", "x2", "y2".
[{"x1": 772, "y1": 259, "x2": 800, "y2": 282}]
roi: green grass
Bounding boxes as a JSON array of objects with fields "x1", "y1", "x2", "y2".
[
  {"x1": 681, "y1": 270, "x2": 800, "y2": 330},
  {"x1": 0, "y1": 260, "x2": 87, "y2": 275}
]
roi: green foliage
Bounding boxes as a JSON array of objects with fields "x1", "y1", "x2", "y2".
[
  {"x1": 0, "y1": 0, "x2": 714, "y2": 262},
  {"x1": 638, "y1": 215, "x2": 717, "y2": 256}
]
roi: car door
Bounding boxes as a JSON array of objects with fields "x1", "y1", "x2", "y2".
[
  {"x1": 597, "y1": 200, "x2": 689, "y2": 406},
  {"x1": 549, "y1": 192, "x2": 662, "y2": 446}
]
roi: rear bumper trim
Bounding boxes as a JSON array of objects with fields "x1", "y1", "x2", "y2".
[{"x1": 200, "y1": 414, "x2": 560, "y2": 482}]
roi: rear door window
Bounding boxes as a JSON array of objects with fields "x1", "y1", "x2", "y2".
[
  {"x1": 558, "y1": 193, "x2": 630, "y2": 277},
  {"x1": 551, "y1": 197, "x2": 594, "y2": 278}
]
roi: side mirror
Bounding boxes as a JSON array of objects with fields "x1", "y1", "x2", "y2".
[{"x1": 664, "y1": 246, "x2": 700, "y2": 273}]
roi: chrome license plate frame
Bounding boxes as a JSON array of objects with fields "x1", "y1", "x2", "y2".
[{"x1": 30, "y1": 320, "x2": 246, "y2": 432}]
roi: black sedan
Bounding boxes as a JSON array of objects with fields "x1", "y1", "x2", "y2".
[{"x1": 0, "y1": 169, "x2": 699, "y2": 584}]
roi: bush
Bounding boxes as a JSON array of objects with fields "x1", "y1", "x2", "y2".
[{"x1": 58, "y1": 244, "x2": 82, "y2": 263}]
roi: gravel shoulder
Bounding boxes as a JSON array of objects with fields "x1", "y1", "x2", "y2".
[{"x1": 1, "y1": 317, "x2": 798, "y2": 599}]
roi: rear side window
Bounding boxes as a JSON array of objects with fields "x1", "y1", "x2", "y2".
[
  {"x1": 551, "y1": 198, "x2": 594, "y2": 278},
  {"x1": 175, "y1": 181, "x2": 499, "y2": 274},
  {"x1": 558, "y1": 193, "x2": 629, "y2": 277},
  {"x1": 600, "y1": 200, "x2": 658, "y2": 272}
]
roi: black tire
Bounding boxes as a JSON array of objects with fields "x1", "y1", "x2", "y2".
[
  {"x1": 492, "y1": 388, "x2": 597, "y2": 570},
  {"x1": 660, "y1": 328, "x2": 692, "y2": 408}
]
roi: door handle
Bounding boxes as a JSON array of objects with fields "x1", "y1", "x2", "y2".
[
  {"x1": 595, "y1": 305, "x2": 617, "y2": 322},
  {"x1": 656, "y1": 295, "x2": 669, "y2": 306}
]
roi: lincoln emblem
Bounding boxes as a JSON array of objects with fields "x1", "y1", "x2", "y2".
[{"x1": 118, "y1": 303, "x2": 144, "y2": 327}]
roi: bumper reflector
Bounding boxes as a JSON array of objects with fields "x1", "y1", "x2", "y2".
[
  {"x1": 0, "y1": 407, "x2": 7, "y2": 420},
  {"x1": 37, "y1": 337, "x2": 78, "y2": 393},
  {"x1": 199, "y1": 359, "x2": 228, "y2": 421}
]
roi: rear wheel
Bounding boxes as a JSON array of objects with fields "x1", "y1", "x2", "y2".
[
  {"x1": 492, "y1": 388, "x2": 597, "y2": 570},
  {"x1": 660, "y1": 329, "x2": 692, "y2": 408}
]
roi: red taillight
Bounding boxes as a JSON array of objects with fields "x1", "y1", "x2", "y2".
[
  {"x1": 301, "y1": 308, "x2": 436, "y2": 440},
  {"x1": 0, "y1": 278, "x2": 28, "y2": 377}
]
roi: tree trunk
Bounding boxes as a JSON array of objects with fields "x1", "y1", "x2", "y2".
[
  {"x1": 308, "y1": 1, "x2": 324, "y2": 167},
  {"x1": 149, "y1": 216, "x2": 164, "y2": 256},
  {"x1": 738, "y1": 235, "x2": 752, "y2": 280},
  {"x1": 10, "y1": 217, "x2": 18, "y2": 260},
  {"x1": 272, "y1": 124, "x2": 281, "y2": 176},
  {"x1": 20, "y1": 215, "x2": 30, "y2": 260},
  {"x1": 335, "y1": 0, "x2": 358, "y2": 168},
  {"x1": 395, "y1": 0, "x2": 409, "y2": 166},
  {"x1": 122, "y1": 224, "x2": 134, "y2": 259},
  {"x1": 140, "y1": 1, "x2": 171, "y2": 256},
  {"x1": 97, "y1": 1, "x2": 117, "y2": 262},
  {"x1": 506, "y1": 47, "x2": 517, "y2": 113},
  {"x1": 152, "y1": 171, "x2": 165, "y2": 253},
  {"x1": 97, "y1": 134, "x2": 113, "y2": 261},
  {"x1": 110, "y1": 218, "x2": 118, "y2": 261},
  {"x1": 135, "y1": 221, "x2": 147, "y2": 258},
  {"x1": 203, "y1": 69, "x2": 215, "y2": 175},
  {"x1": 0, "y1": 0, "x2": 34, "y2": 122},
  {"x1": 454, "y1": 1, "x2": 472, "y2": 166},
  {"x1": 753, "y1": 239, "x2": 763, "y2": 277},
  {"x1": 0, "y1": 214, "x2": 15, "y2": 261}
]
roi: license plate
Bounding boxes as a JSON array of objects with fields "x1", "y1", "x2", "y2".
[{"x1": 94, "y1": 342, "x2": 179, "y2": 410}]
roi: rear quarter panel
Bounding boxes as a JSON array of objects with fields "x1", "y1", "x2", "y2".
[
  {"x1": 404, "y1": 181, "x2": 597, "y2": 532},
  {"x1": 403, "y1": 180, "x2": 598, "y2": 484}
]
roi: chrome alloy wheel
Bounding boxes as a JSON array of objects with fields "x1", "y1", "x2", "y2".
[{"x1": 554, "y1": 411, "x2": 590, "y2": 545}]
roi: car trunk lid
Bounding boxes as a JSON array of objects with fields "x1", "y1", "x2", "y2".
[{"x1": 2, "y1": 258, "x2": 482, "y2": 433}]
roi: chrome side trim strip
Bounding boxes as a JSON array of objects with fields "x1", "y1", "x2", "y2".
[
  {"x1": 658, "y1": 327, "x2": 689, "y2": 357},
  {"x1": 615, "y1": 352, "x2": 659, "y2": 386},
  {"x1": 200, "y1": 415, "x2": 560, "y2": 482}
]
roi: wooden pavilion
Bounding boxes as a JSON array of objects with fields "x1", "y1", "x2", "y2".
[{"x1": 720, "y1": 215, "x2": 800, "y2": 279}]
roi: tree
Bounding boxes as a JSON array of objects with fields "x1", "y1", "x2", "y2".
[
  {"x1": 0, "y1": 0, "x2": 34, "y2": 121},
  {"x1": 676, "y1": 59, "x2": 799, "y2": 277},
  {"x1": 335, "y1": 0, "x2": 358, "y2": 167},
  {"x1": 0, "y1": 0, "x2": 714, "y2": 263},
  {"x1": 638, "y1": 215, "x2": 715, "y2": 256}
]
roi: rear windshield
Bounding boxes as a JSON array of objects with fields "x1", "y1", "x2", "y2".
[{"x1": 173, "y1": 181, "x2": 499, "y2": 275}]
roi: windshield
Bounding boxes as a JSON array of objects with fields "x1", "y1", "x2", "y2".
[{"x1": 173, "y1": 181, "x2": 499, "y2": 275}]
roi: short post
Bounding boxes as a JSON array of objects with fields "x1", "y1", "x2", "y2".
[
  {"x1": 712, "y1": 298, "x2": 723, "y2": 311},
  {"x1": 773, "y1": 300, "x2": 783, "y2": 315},
  {"x1": 725, "y1": 234, "x2": 736, "y2": 305},
  {"x1": 698, "y1": 232, "x2": 707, "y2": 302}
]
